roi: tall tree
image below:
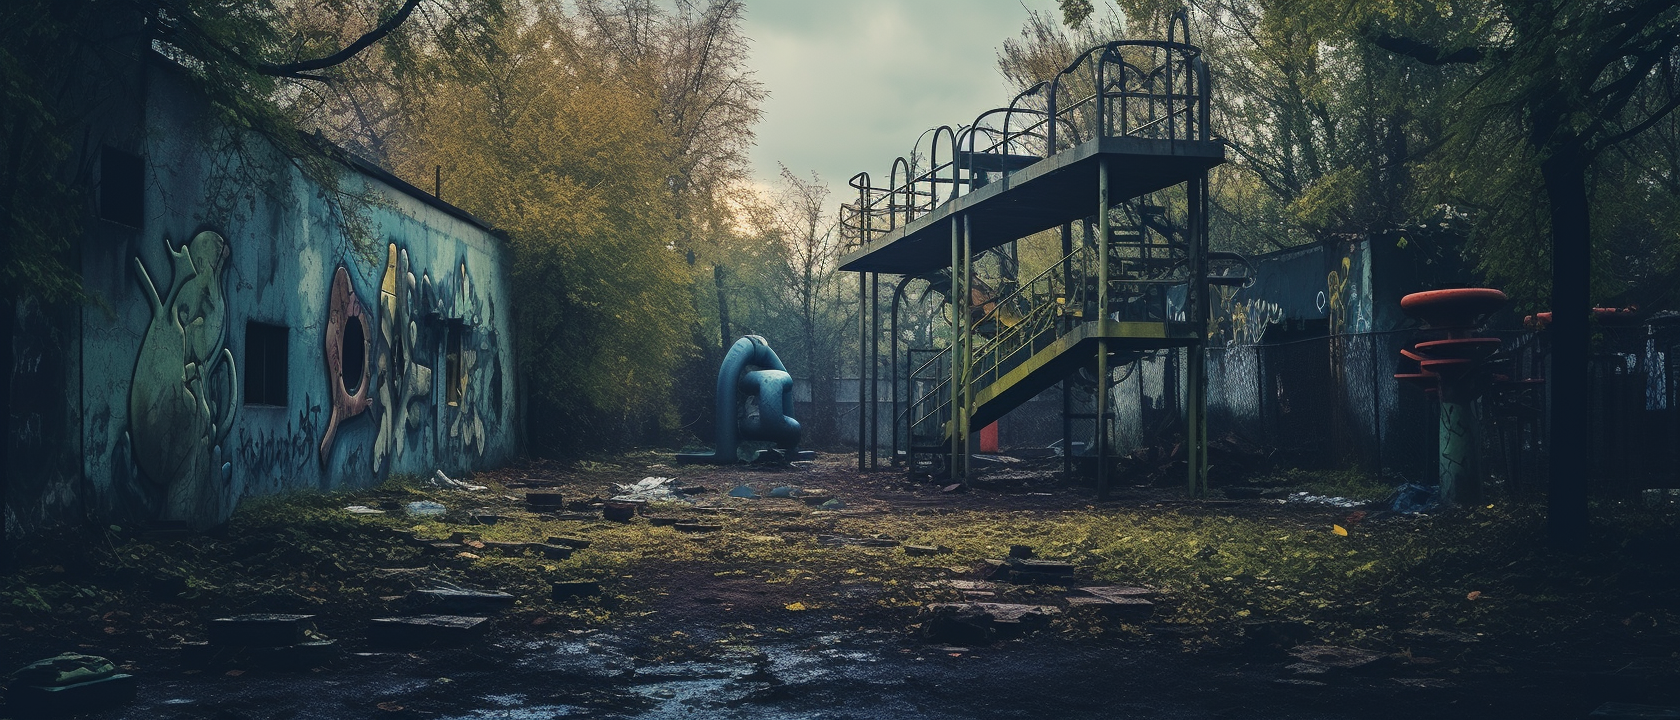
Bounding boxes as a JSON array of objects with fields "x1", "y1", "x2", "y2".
[{"x1": 1340, "y1": 0, "x2": 1680, "y2": 546}]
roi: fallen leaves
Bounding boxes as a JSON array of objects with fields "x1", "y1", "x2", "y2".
[{"x1": 1332, "y1": 525, "x2": 1349, "y2": 536}]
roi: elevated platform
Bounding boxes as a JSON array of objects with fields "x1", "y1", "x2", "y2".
[{"x1": 839, "y1": 137, "x2": 1225, "y2": 274}]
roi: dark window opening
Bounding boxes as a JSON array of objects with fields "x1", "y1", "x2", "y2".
[
  {"x1": 244, "y1": 322, "x2": 289, "y2": 406},
  {"x1": 99, "y1": 147, "x2": 144, "y2": 227},
  {"x1": 445, "y1": 323, "x2": 465, "y2": 407},
  {"x1": 341, "y1": 316, "x2": 366, "y2": 393}
]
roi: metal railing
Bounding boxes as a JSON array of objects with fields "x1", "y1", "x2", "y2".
[
  {"x1": 903, "y1": 234, "x2": 1197, "y2": 444},
  {"x1": 839, "y1": 13, "x2": 1211, "y2": 248}
]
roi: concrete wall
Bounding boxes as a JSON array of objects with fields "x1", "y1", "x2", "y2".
[{"x1": 14, "y1": 55, "x2": 518, "y2": 530}]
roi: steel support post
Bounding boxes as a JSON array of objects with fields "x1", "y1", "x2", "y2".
[
  {"x1": 950, "y1": 215, "x2": 962, "y2": 482},
  {"x1": 1061, "y1": 222, "x2": 1074, "y2": 480},
  {"x1": 858, "y1": 271, "x2": 867, "y2": 471},
  {"x1": 1186, "y1": 174, "x2": 1210, "y2": 498},
  {"x1": 1096, "y1": 158, "x2": 1111, "y2": 499},
  {"x1": 961, "y1": 215, "x2": 974, "y2": 486},
  {"x1": 869, "y1": 272, "x2": 880, "y2": 470}
]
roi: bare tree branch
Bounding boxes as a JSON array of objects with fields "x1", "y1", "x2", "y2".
[
  {"x1": 1368, "y1": 33, "x2": 1483, "y2": 65},
  {"x1": 257, "y1": 0, "x2": 423, "y2": 78}
]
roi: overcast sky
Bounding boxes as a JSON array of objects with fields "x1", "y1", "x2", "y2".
[{"x1": 739, "y1": 0, "x2": 1063, "y2": 204}]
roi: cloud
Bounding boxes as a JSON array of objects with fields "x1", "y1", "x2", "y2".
[{"x1": 742, "y1": 0, "x2": 1062, "y2": 209}]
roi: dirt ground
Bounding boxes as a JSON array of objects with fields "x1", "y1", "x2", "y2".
[{"x1": 2, "y1": 452, "x2": 1677, "y2": 718}]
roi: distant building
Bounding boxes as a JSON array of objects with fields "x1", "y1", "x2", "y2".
[{"x1": 8, "y1": 51, "x2": 519, "y2": 531}]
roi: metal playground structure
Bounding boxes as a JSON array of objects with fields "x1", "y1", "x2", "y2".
[{"x1": 838, "y1": 12, "x2": 1241, "y2": 497}]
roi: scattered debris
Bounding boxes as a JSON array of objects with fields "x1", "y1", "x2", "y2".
[
  {"x1": 430, "y1": 470, "x2": 487, "y2": 492},
  {"x1": 1285, "y1": 491, "x2": 1364, "y2": 509},
  {"x1": 612, "y1": 477, "x2": 689, "y2": 503},
  {"x1": 768, "y1": 486, "x2": 801, "y2": 498},
  {"x1": 647, "y1": 516, "x2": 681, "y2": 527},
  {"x1": 343, "y1": 505, "x2": 386, "y2": 515},
  {"x1": 546, "y1": 536, "x2": 592, "y2": 549},
  {"x1": 728, "y1": 484, "x2": 760, "y2": 499},
  {"x1": 1388, "y1": 483, "x2": 1439, "y2": 513},
  {"x1": 817, "y1": 499, "x2": 846, "y2": 510},
  {"x1": 405, "y1": 501, "x2": 447, "y2": 517}
]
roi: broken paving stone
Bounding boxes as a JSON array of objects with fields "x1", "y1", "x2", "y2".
[
  {"x1": 647, "y1": 516, "x2": 681, "y2": 527},
  {"x1": 1589, "y1": 703, "x2": 1680, "y2": 719},
  {"x1": 534, "y1": 544, "x2": 574, "y2": 560},
  {"x1": 797, "y1": 495, "x2": 834, "y2": 506},
  {"x1": 922, "y1": 603, "x2": 1059, "y2": 644},
  {"x1": 1065, "y1": 596, "x2": 1154, "y2": 622},
  {"x1": 365, "y1": 615, "x2": 489, "y2": 648},
  {"x1": 343, "y1": 505, "x2": 386, "y2": 515},
  {"x1": 481, "y1": 540, "x2": 531, "y2": 554},
  {"x1": 817, "y1": 499, "x2": 846, "y2": 510},
  {"x1": 914, "y1": 580, "x2": 999, "y2": 592},
  {"x1": 6, "y1": 674, "x2": 137, "y2": 714},
  {"x1": 467, "y1": 512, "x2": 503, "y2": 525},
  {"x1": 768, "y1": 486, "x2": 801, "y2": 498},
  {"x1": 9, "y1": 654, "x2": 116, "y2": 687},
  {"x1": 407, "y1": 589, "x2": 516, "y2": 615},
  {"x1": 920, "y1": 604, "x2": 996, "y2": 645},
  {"x1": 1077, "y1": 586, "x2": 1158, "y2": 601},
  {"x1": 1287, "y1": 646, "x2": 1391, "y2": 674},
  {"x1": 449, "y1": 532, "x2": 482, "y2": 543},
  {"x1": 208, "y1": 614, "x2": 316, "y2": 648},
  {"x1": 602, "y1": 502, "x2": 638, "y2": 522},
  {"x1": 551, "y1": 580, "x2": 601, "y2": 601},
  {"x1": 525, "y1": 492, "x2": 565, "y2": 508},
  {"x1": 1008, "y1": 545, "x2": 1034, "y2": 559},
  {"x1": 674, "y1": 522, "x2": 723, "y2": 533},
  {"x1": 728, "y1": 485, "x2": 760, "y2": 499},
  {"x1": 1391, "y1": 678, "x2": 1453, "y2": 689},
  {"x1": 545, "y1": 536, "x2": 592, "y2": 549},
  {"x1": 903, "y1": 545, "x2": 951, "y2": 557},
  {"x1": 1273, "y1": 678, "x2": 1327, "y2": 687}
]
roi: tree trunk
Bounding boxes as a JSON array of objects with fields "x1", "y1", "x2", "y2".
[
  {"x1": 714, "y1": 264, "x2": 731, "y2": 349},
  {"x1": 1541, "y1": 144, "x2": 1591, "y2": 548}
]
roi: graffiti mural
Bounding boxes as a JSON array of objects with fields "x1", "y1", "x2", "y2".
[
  {"x1": 445, "y1": 261, "x2": 489, "y2": 456},
  {"x1": 129, "y1": 231, "x2": 238, "y2": 522},
  {"x1": 320, "y1": 267, "x2": 373, "y2": 465},
  {"x1": 1326, "y1": 246, "x2": 1372, "y2": 336},
  {"x1": 374, "y1": 244, "x2": 434, "y2": 469}
]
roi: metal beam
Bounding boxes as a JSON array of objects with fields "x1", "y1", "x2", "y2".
[{"x1": 1096, "y1": 157, "x2": 1110, "y2": 500}]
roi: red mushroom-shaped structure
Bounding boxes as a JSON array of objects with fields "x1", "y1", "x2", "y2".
[{"x1": 1394, "y1": 288, "x2": 1508, "y2": 506}]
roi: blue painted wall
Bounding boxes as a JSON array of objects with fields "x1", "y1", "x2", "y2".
[{"x1": 61, "y1": 56, "x2": 519, "y2": 527}]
